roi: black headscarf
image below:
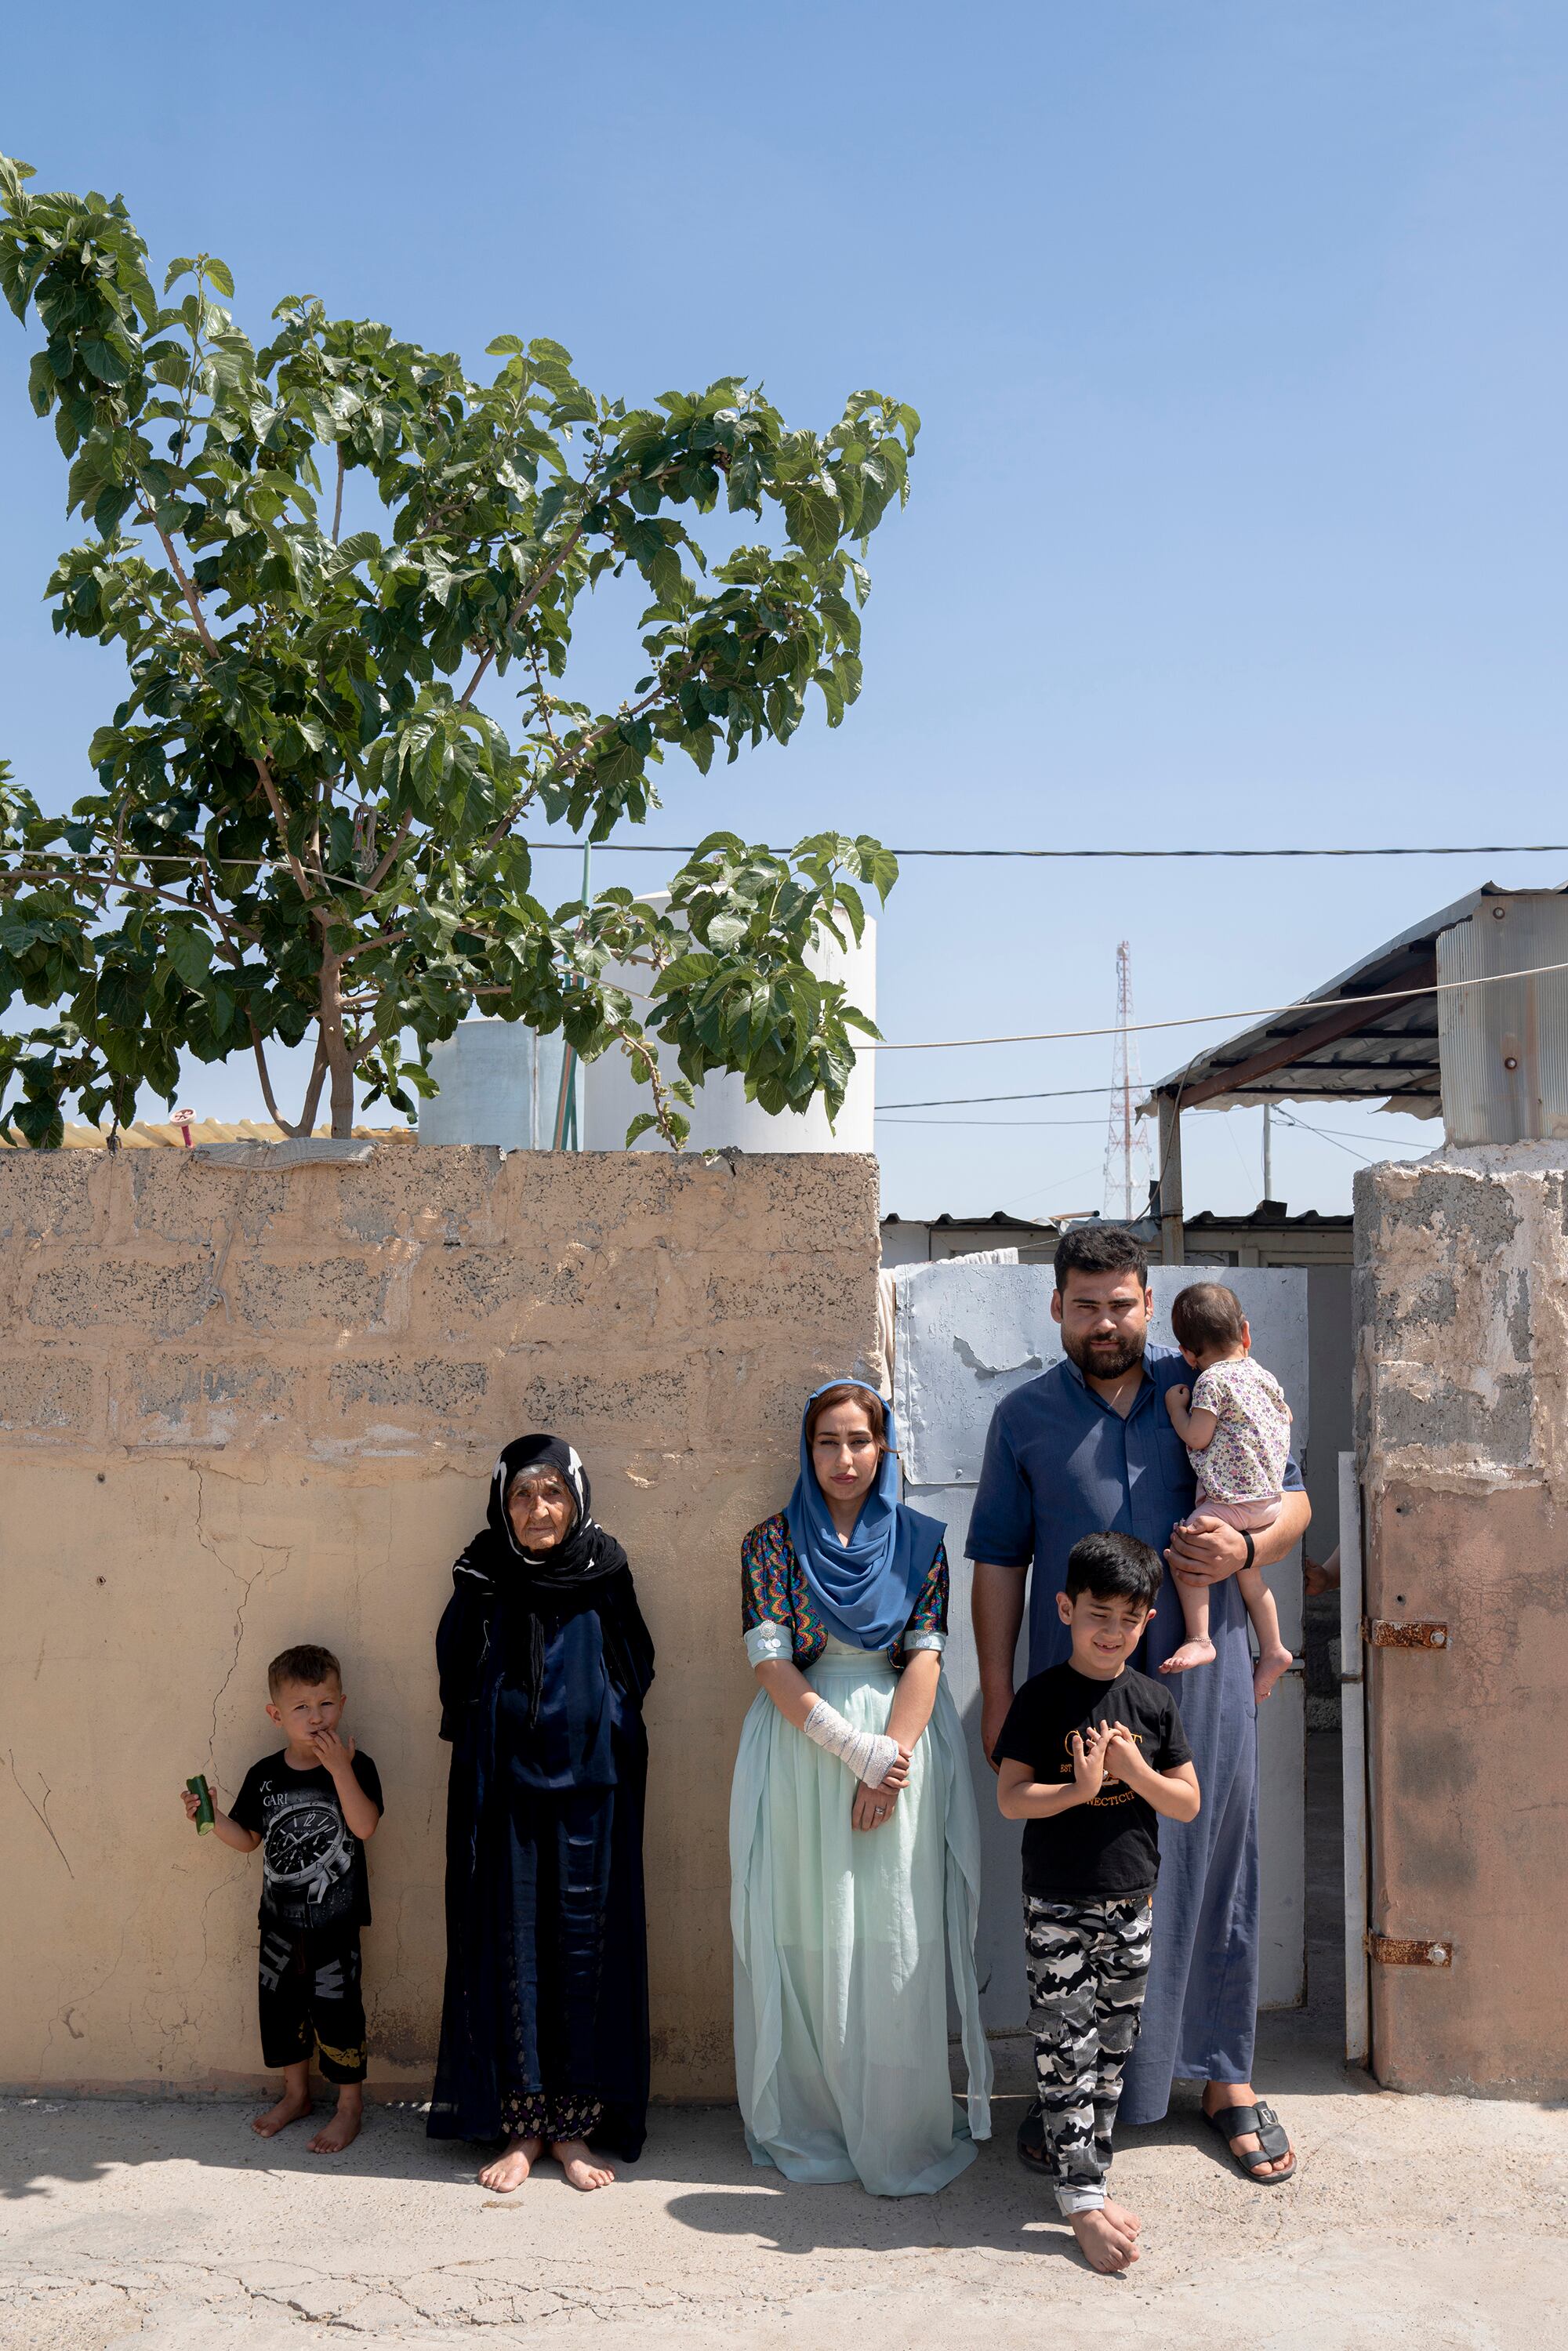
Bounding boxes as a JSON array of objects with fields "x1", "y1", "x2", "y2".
[{"x1": 451, "y1": 1435, "x2": 652, "y2": 1728}]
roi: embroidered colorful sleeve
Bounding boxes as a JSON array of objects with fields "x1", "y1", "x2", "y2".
[
  {"x1": 740, "y1": 1515, "x2": 793, "y2": 1635},
  {"x1": 901, "y1": 1540, "x2": 949, "y2": 1648}
]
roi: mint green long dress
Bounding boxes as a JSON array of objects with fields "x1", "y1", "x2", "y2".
[{"x1": 730, "y1": 1591, "x2": 993, "y2": 2195}]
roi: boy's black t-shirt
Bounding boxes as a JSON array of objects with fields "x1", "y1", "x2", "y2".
[
  {"x1": 994, "y1": 1664, "x2": 1192, "y2": 1902},
  {"x1": 229, "y1": 1749, "x2": 383, "y2": 1936}
]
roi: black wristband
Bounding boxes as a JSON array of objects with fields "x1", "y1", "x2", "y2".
[{"x1": 1241, "y1": 1529, "x2": 1256, "y2": 1572}]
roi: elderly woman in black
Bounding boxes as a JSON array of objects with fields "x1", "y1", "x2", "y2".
[{"x1": 427, "y1": 1436, "x2": 655, "y2": 2191}]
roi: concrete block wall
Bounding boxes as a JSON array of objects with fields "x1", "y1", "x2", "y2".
[
  {"x1": 1355, "y1": 1145, "x2": 1568, "y2": 2098},
  {"x1": 0, "y1": 1146, "x2": 880, "y2": 2100}
]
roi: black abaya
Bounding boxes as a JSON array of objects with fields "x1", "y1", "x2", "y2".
[{"x1": 427, "y1": 1439, "x2": 654, "y2": 2157}]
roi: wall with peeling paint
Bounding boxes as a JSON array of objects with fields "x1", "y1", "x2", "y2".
[
  {"x1": 0, "y1": 1145, "x2": 879, "y2": 2100},
  {"x1": 1356, "y1": 1144, "x2": 1568, "y2": 2096}
]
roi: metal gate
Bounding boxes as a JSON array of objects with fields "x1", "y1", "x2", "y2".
[{"x1": 893, "y1": 1258, "x2": 1309, "y2": 2030}]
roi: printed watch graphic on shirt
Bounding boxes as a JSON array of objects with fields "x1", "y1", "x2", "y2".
[{"x1": 260, "y1": 1787, "x2": 356, "y2": 1918}]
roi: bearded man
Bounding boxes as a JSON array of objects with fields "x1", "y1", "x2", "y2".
[{"x1": 969, "y1": 1224, "x2": 1308, "y2": 2212}]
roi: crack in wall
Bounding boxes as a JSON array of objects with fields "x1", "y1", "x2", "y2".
[
  {"x1": 4, "y1": 1752, "x2": 73, "y2": 1879},
  {"x1": 193, "y1": 1464, "x2": 294, "y2": 1764}
]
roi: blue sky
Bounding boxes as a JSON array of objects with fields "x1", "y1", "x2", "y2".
[{"x1": 3, "y1": 2, "x2": 1565, "y2": 1215}]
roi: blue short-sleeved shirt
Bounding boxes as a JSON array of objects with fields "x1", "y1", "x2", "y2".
[{"x1": 965, "y1": 1340, "x2": 1304, "y2": 1678}]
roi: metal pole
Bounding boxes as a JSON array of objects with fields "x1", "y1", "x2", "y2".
[
  {"x1": 551, "y1": 842, "x2": 591, "y2": 1151},
  {"x1": 1156, "y1": 1093, "x2": 1185, "y2": 1265},
  {"x1": 1263, "y1": 1101, "x2": 1273, "y2": 1201}
]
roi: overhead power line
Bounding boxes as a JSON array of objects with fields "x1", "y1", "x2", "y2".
[
  {"x1": 8, "y1": 837, "x2": 1568, "y2": 876},
  {"x1": 869, "y1": 953, "x2": 1568, "y2": 1053},
  {"x1": 516, "y1": 841, "x2": 1568, "y2": 861}
]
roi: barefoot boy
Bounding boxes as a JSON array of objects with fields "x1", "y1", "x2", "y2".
[
  {"x1": 180, "y1": 1643, "x2": 383, "y2": 2153},
  {"x1": 1160, "y1": 1281, "x2": 1294, "y2": 1701},
  {"x1": 995, "y1": 1533, "x2": 1200, "y2": 2275}
]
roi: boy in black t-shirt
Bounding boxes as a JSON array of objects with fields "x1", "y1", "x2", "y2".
[
  {"x1": 180, "y1": 1642, "x2": 383, "y2": 2153},
  {"x1": 994, "y1": 1533, "x2": 1200, "y2": 2276}
]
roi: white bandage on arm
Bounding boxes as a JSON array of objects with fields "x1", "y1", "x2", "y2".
[{"x1": 801, "y1": 1698, "x2": 899, "y2": 1787}]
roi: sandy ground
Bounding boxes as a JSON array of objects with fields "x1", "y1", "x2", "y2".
[{"x1": 4, "y1": 1741, "x2": 1564, "y2": 2350}]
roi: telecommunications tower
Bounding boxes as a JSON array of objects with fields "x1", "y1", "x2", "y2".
[{"x1": 1102, "y1": 941, "x2": 1152, "y2": 1223}]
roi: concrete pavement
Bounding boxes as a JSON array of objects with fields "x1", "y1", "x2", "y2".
[{"x1": 4, "y1": 1738, "x2": 1564, "y2": 2349}]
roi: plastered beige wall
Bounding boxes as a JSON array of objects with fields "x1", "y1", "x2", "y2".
[
  {"x1": 1354, "y1": 1145, "x2": 1568, "y2": 2097},
  {"x1": 0, "y1": 1145, "x2": 880, "y2": 2101}
]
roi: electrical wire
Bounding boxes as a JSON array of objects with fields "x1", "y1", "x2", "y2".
[
  {"x1": 1267, "y1": 1107, "x2": 1414, "y2": 1163},
  {"x1": 868, "y1": 953, "x2": 1568, "y2": 1054},
  {"x1": 514, "y1": 841, "x2": 1568, "y2": 860},
  {"x1": 877, "y1": 1083, "x2": 1127, "y2": 1108},
  {"x1": 875, "y1": 1115, "x2": 1112, "y2": 1127},
  {"x1": 9, "y1": 836, "x2": 1568, "y2": 875}
]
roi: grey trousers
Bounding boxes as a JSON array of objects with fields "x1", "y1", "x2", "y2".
[{"x1": 1025, "y1": 1892, "x2": 1153, "y2": 2215}]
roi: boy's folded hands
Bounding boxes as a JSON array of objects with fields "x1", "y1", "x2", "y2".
[
  {"x1": 1100, "y1": 1722, "x2": 1145, "y2": 1784},
  {"x1": 1069, "y1": 1719, "x2": 1147, "y2": 1803},
  {"x1": 1069, "y1": 1721, "x2": 1114, "y2": 1798}
]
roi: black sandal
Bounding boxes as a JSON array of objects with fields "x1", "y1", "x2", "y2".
[{"x1": 1204, "y1": 2099, "x2": 1296, "y2": 2185}]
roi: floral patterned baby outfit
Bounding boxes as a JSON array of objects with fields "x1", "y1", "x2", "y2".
[{"x1": 1185, "y1": 1357, "x2": 1290, "y2": 1502}]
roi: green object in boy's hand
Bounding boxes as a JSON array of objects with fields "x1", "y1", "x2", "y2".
[{"x1": 187, "y1": 1775, "x2": 214, "y2": 1834}]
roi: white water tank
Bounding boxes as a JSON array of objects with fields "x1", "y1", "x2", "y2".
[
  {"x1": 417, "y1": 1021, "x2": 571, "y2": 1148},
  {"x1": 580, "y1": 902, "x2": 876, "y2": 1153}
]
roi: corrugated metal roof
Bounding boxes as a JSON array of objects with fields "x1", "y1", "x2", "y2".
[
  {"x1": 1139, "y1": 880, "x2": 1568, "y2": 1116},
  {"x1": 0, "y1": 1119, "x2": 415, "y2": 1150}
]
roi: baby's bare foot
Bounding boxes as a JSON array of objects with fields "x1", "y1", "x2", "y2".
[
  {"x1": 251, "y1": 2089, "x2": 313, "y2": 2139},
  {"x1": 1069, "y1": 2208, "x2": 1140, "y2": 2273},
  {"x1": 1159, "y1": 1636, "x2": 1216, "y2": 1675},
  {"x1": 478, "y1": 2134, "x2": 543, "y2": 2191},
  {"x1": 307, "y1": 2088, "x2": 362, "y2": 2154},
  {"x1": 1102, "y1": 2195, "x2": 1142, "y2": 2235},
  {"x1": 1253, "y1": 1644, "x2": 1294, "y2": 1702},
  {"x1": 551, "y1": 2137, "x2": 615, "y2": 2191}
]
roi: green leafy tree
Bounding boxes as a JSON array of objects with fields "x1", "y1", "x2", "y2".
[{"x1": 0, "y1": 152, "x2": 913, "y2": 1145}]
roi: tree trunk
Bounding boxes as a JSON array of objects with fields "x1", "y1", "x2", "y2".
[{"x1": 317, "y1": 949, "x2": 356, "y2": 1138}]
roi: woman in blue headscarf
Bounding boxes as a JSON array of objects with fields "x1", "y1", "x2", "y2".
[{"x1": 729, "y1": 1381, "x2": 992, "y2": 2195}]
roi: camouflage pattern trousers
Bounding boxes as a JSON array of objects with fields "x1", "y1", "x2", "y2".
[{"x1": 1024, "y1": 1892, "x2": 1154, "y2": 2215}]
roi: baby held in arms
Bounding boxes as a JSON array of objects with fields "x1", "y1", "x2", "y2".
[{"x1": 1161, "y1": 1283, "x2": 1294, "y2": 1703}]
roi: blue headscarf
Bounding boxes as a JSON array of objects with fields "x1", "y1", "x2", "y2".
[{"x1": 784, "y1": 1380, "x2": 946, "y2": 1653}]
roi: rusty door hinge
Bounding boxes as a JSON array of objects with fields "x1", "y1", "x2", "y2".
[
  {"x1": 1367, "y1": 1932, "x2": 1452, "y2": 1968},
  {"x1": 1362, "y1": 1618, "x2": 1449, "y2": 1649}
]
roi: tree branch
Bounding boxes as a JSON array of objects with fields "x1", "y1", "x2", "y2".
[
  {"x1": 149, "y1": 521, "x2": 220, "y2": 658},
  {"x1": 0, "y1": 862, "x2": 261, "y2": 944},
  {"x1": 337, "y1": 927, "x2": 409, "y2": 964},
  {"x1": 332, "y1": 447, "x2": 345, "y2": 544},
  {"x1": 361, "y1": 810, "x2": 412, "y2": 894},
  {"x1": 253, "y1": 756, "x2": 314, "y2": 900},
  {"x1": 299, "y1": 1032, "x2": 332, "y2": 1133},
  {"x1": 456, "y1": 502, "x2": 604, "y2": 709},
  {"x1": 249, "y1": 1019, "x2": 303, "y2": 1137},
  {"x1": 477, "y1": 657, "x2": 699, "y2": 857}
]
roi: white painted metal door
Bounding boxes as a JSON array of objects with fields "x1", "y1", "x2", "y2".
[{"x1": 893, "y1": 1259, "x2": 1308, "y2": 2030}]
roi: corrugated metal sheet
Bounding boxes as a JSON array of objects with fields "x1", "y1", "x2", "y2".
[
  {"x1": 1439, "y1": 894, "x2": 1568, "y2": 1145},
  {"x1": 1139, "y1": 881, "x2": 1568, "y2": 1118}
]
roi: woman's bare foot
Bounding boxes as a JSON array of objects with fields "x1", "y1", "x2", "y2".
[
  {"x1": 1252, "y1": 1643, "x2": 1294, "y2": 1702},
  {"x1": 478, "y1": 2133, "x2": 543, "y2": 2191},
  {"x1": 1203, "y1": 2080, "x2": 1295, "y2": 2179},
  {"x1": 1159, "y1": 1635, "x2": 1215, "y2": 1675},
  {"x1": 1102, "y1": 2195, "x2": 1142, "y2": 2235},
  {"x1": 307, "y1": 2087, "x2": 362, "y2": 2154},
  {"x1": 251, "y1": 2088, "x2": 312, "y2": 2139},
  {"x1": 551, "y1": 2136, "x2": 615, "y2": 2191},
  {"x1": 1069, "y1": 2208, "x2": 1140, "y2": 2273}
]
